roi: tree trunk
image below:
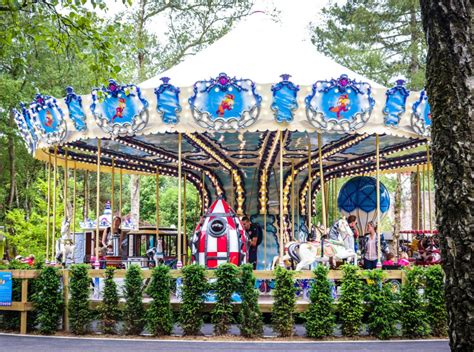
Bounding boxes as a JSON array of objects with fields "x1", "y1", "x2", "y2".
[
  {"x1": 420, "y1": 1, "x2": 473, "y2": 350},
  {"x1": 410, "y1": 172, "x2": 421, "y2": 229},
  {"x1": 130, "y1": 174, "x2": 140, "y2": 230},
  {"x1": 7, "y1": 113, "x2": 15, "y2": 209},
  {"x1": 393, "y1": 173, "x2": 402, "y2": 259}
]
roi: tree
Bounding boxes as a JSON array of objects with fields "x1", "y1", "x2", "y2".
[
  {"x1": 339, "y1": 264, "x2": 364, "y2": 337},
  {"x1": 123, "y1": 265, "x2": 145, "y2": 335},
  {"x1": 420, "y1": 1, "x2": 473, "y2": 349},
  {"x1": 146, "y1": 265, "x2": 174, "y2": 336},
  {"x1": 238, "y1": 264, "x2": 263, "y2": 338},
  {"x1": 99, "y1": 267, "x2": 121, "y2": 334},
  {"x1": 312, "y1": 0, "x2": 426, "y2": 88}
]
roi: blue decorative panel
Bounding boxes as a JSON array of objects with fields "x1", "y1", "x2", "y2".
[
  {"x1": 305, "y1": 74, "x2": 375, "y2": 132},
  {"x1": 188, "y1": 73, "x2": 262, "y2": 130},
  {"x1": 65, "y1": 86, "x2": 87, "y2": 131},
  {"x1": 383, "y1": 79, "x2": 410, "y2": 127},
  {"x1": 338, "y1": 176, "x2": 390, "y2": 214},
  {"x1": 412, "y1": 90, "x2": 431, "y2": 136},
  {"x1": 20, "y1": 94, "x2": 67, "y2": 145},
  {"x1": 12, "y1": 103, "x2": 37, "y2": 153},
  {"x1": 271, "y1": 74, "x2": 299, "y2": 122},
  {"x1": 91, "y1": 79, "x2": 149, "y2": 137},
  {"x1": 154, "y1": 77, "x2": 181, "y2": 124}
]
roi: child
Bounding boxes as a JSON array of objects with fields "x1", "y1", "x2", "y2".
[
  {"x1": 397, "y1": 252, "x2": 410, "y2": 267},
  {"x1": 383, "y1": 252, "x2": 395, "y2": 266}
]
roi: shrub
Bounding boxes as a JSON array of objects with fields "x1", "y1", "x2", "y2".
[
  {"x1": 271, "y1": 266, "x2": 296, "y2": 337},
  {"x1": 212, "y1": 263, "x2": 240, "y2": 335},
  {"x1": 339, "y1": 264, "x2": 364, "y2": 337},
  {"x1": 98, "y1": 267, "x2": 121, "y2": 334},
  {"x1": 179, "y1": 264, "x2": 208, "y2": 335},
  {"x1": 365, "y1": 269, "x2": 397, "y2": 339},
  {"x1": 32, "y1": 266, "x2": 63, "y2": 334},
  {"x1": 69, "y1": 264, "x2": 92, "y2": 335},
  {"x1": 304, "y1": 265, "x2": 335, "y2": 338},
  {"x1": 425, "y1": 265, "x2": 447, "y2": 336},
  {"x1": 400, "y1": 266, "x2": 430, "y2": 337},
  {"x1": 239, "y1": 264, "x2": 263, "y2": 338},
  {"x1": 146, "y1": 265, "x2": 173, "y2": 336},
  {"x1": 123, "y1": 265, "x2": 145, "y2": 335}
]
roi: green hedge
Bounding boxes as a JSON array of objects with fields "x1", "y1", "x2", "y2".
[
  {"x1": 98, "y1": 267, "x2": 121, "y2": 334},
  {"x1": 271, "y1": 266, "x2": 296, "y2": 337},
  {"x1": 69, "y1": 264, "x2": 92, "y2": 335},
  {"x1": 146, "y1": 265, "x2": 173, "y2": 336},
  {"x1": 339, "y1": 264, "x2": 364, "y2": 337},
  {"x1": 304, "y1": 265, "x2": 335, "y2": 338},
  {"x1": 212, "y1": 263, "x2": 240, "y2": 335},
  {"x1": 179, "y1": 264, "x2": 208, "y2": 335},
  {"x1": 32, "y1": 266, "x2": 63, "y2": 334},
  {"x1": 123, "y1": 265, "x2": 145, "y2": 335},
  {"x1": 239, "y1": 264, "x2": 263, "y2": 338}
]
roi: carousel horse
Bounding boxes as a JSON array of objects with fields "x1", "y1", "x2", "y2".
[
  {"x1": 56, "y1": 218, "x2": 75, "y2": 266},
  {"x1": 417, "y1": 235, "x2": 441, "y2": 265},
  {"x1": 145, "y1": 247, "x2": 164, "y2": 267},
  {"x1": 273, "y1": 218, "x2": 357, "y2": 270}
]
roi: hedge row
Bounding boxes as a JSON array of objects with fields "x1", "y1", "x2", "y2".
[{"x1": 1, "y1": 263, "x2": 447, "y2": 339}]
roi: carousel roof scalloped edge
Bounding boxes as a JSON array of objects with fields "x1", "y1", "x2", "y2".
[{"x1": 12, "y1": 73, "x2": 432, "y2": 154}]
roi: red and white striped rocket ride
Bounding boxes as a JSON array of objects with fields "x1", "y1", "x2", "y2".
[{"x1": 191, "y1": 197, "x2": 248, "y2": 268}]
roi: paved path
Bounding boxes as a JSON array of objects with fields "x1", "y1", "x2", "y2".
[{"x1": 0, "y1": 334, "x2": 449, "y2": 352}]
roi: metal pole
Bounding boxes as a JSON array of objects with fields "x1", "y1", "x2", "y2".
[
  {"x1": 46, "y1": 153, "x2": 52, "y2": 262},
  {"x1": 119, "y1": 169, "x2": 123, "y2": 218},
  {"x1": 156, "y1": 167, "x2": 160, "y2": 230},
  {"x1": 183, "y1": 174, "x2": 187, "y2": 264},
  {"x1": 73, "y1": 166, "x2": 77, "y2": 246},
  {"x1": 416, "y1": 165, "x2": 421, "y2": 231},
  {"x1": 426, "y1": 145, "x2": 433, "y2": 233},
  {"x1": 95, "y1": 140, "x2": 101, "y2": 268},
  {"x1": 111, "y1": 158, "x2": 115, "y2": 225},
  {"x1": 307, "y1": 135, "x2": 312, "y2": 231},
  {"x1": 422, "y1": 163, "x2": 426, "y2": 232},
  {"x1": 201, "y1": 170, "x2": 205, "y2": 215},
  {"x1": 64, "y1": 150, "x2": 68, "y2": 221},
  {"x1": 279, "y1": 132, "x2": 284, "y2": 263},
  {"x1": 52, "y1": 147, "x2": 58, "y2": 262},
  {"x1": 375, "y1": 134, "x2": 381, "y2": 268},
  {"x1": 318, "y1": 133, "x2": 327, "y2": 233},
  {"x1": 291, "y1": 161, "x2": 295, "y2": 241},
  {"x1": 263, "y1": 212, "x2": 267, "y2": 269},
  {"x1": 177, "y1": 133, "x2": 183, "y2": 268}
]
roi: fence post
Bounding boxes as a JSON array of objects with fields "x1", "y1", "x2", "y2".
[
  {"x1": 20, "y1": 279, "x2": 28, "y2": 334},
  {"x1": 63, "y1": 270, "x2": 70, "y2": 332},
  {"x1": 401, "y1": 270, "x2": 407, "y2": 286}
]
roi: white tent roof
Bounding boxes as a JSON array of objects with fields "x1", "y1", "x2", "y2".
[{"x1": 140, "y1": 11, "x2": 384, "y2": 89}]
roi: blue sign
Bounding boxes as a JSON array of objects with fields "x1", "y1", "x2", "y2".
[{"x1": 0, "y1": 272, "x2": 12, "y2": 306}]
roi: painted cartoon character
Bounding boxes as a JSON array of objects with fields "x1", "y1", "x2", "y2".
[
  {"x1": 330, "y1": 94, "x2": 350, "y2": 119},
  {"x1": 113, "y1": 98, "x2": 126, "y2": 122},
  {"x1": 45, "y1": 110, "x2": 54, "y2": 127},
  {"x1": 216, "y1": 94, "x2": 235, "y2": 117}
]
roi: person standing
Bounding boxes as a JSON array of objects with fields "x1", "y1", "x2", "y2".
[
  {"x1": 347, "y1": 215, "x2": 359, "y2": 252},
  {"x1": 362, "y1": 221, "x2": 380, "y2": 269},
  {"x1": 242, "y1": 216, "x2": 262, "y2": 270}
]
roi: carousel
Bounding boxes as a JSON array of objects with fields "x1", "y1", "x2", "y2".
[{"x1": 12, "y1": 13, "x2": 436, "y2": 270}]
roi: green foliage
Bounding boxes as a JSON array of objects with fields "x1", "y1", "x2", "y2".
[
  {"x1": 32, "y1": 266, "x2": 63, "y2": 334},
  {"x1": 424, "y1": 265, "x2": 447, "y2": 336},
  {"x1": 339, "y1": 264, "x2": 364, "y2": 337},
  {"x1": 365, "y1": 270, "x2": 397, "y2": 339},
  {"x1": 69, "y1": 264, "x2": 92, "y2": 335},
  {"x1": 271, "y1": 266, "x2": 296, "y2": 337},
  {"x1": 212, "y1": 263, "x2": 240, "y2": 335},
  {"x1": 400, "y1": 266, "x2": 430, "y2": 337},
  {"x1": 239, "y1": 264, "x2": 263, "y2": 338},
  {"x1": 179, "y1": 264, "x2": 208, "y2": 335},
  {"x1": 123, "y1": 265, "x2": 145, "y2": 335},
  {"x1": 98, "y1": 267, "x2": 121, "y2": 334},
  {"x1": 146, "y1": 265, "x2": 173, "y2": 336},
  {"x1": 313, "y1": 0, "x2": 426, "y2": 89},
  {"x1": 304, "y1": 265, "x2": 335, "y2": 338}
]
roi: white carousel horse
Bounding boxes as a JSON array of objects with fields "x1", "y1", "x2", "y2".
[
  {"x1": 273, "y1": 218, "x2": 357, "y2": 271},
  {"x1": 56, "y1": 218, "x2": 75, "y2": 266}
]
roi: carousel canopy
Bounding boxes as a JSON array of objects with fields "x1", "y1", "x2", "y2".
[{"x1": 12, "y1": 10, "x2": 432, "y2": 216}]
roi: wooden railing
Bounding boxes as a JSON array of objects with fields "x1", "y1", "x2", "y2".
[{"x1": 0, "y1": 269, "x2": 406, "y2": 334}]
